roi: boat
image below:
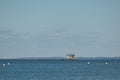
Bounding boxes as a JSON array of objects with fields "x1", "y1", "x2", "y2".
[{"x1": 65, "y1": 53, "x2": 75, "y2": 60}]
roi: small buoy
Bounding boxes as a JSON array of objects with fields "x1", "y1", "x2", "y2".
[
  {"x1": 3, "y1": 64, "x2": 5, "y2": 67},
  {"x1": 105, "y1": 62, "x2": 108, "y2": 64},
  {"x1": 88, "y1": 62, "x2": 90, "y2": 64},
  {"x1": 8, "y1": 63, "x2": 10, "y2": 65}
]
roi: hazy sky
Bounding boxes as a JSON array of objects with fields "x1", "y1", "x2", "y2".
[{"x1": 0, "y1": 0, "x2": 120, "y2": 58}]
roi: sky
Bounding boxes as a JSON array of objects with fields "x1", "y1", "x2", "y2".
[{"x1": 0, "y1": 0, "x2": 120, "y2": 58}]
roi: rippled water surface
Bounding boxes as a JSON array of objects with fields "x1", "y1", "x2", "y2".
[{"x1": 0, "y1": 59, "x2": 120, "y2": 80}]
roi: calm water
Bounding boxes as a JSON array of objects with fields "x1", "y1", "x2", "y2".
[{"x1": 0, "y1": 59, "x2": 120, "y2": 80}]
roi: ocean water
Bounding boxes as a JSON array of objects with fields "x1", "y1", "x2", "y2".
[{"x1": 0, "y1": 59, "x2": 120, "y2": 80}]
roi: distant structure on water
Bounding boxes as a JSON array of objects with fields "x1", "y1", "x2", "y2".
[{"x1": 66, "y1": 53, "x2": 75, "y2": 60}]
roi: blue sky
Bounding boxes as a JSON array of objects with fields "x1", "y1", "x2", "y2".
[{"x1": 0, "y1": 0, "x2": 120, "y2": 58}]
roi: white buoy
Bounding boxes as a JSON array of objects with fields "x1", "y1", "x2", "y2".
[
  {"x1": 3, "y1": 64, "x2": 5, "y2": 67},
  {"x1": 105, "y1": 62, "x2": 108, "y2": 64},
  {"x1": 88, "y1": 62, "x2": 90, "y2": 64},
  {"x1": 8, "y1": 63, "x2": 10, "y2": 65}
]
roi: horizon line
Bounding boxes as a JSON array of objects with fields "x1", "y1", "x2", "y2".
[{"x1": 0, "y1": 56, "x2": 120, "y2": 59}]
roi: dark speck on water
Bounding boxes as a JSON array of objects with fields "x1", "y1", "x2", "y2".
[{"x1": 0, "y1": 59, "x2": 120, "y2": 80}]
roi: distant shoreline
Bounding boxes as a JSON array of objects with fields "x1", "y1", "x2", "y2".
[{"x1": 0, "y1": 57, "x2": 120, "y2": 60}]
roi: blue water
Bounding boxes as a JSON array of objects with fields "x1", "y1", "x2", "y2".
[{"x1": 0, "y1": 59, "x2": 120, "y2": 80}]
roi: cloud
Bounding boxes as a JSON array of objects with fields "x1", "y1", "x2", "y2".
[
  {"x1": 0, "y1": 29, "x2": 12, "y2": 34},
  {"x1": 0, "y1": 28, "x2": 120, "y2": 58},
  {"x1": 0, "y1": 29, "x2": 33, "y2": 47}
]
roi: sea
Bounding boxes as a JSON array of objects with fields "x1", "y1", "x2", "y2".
[{"x1": 0, "y1": 59, "x2": 120, "y2": 80}]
